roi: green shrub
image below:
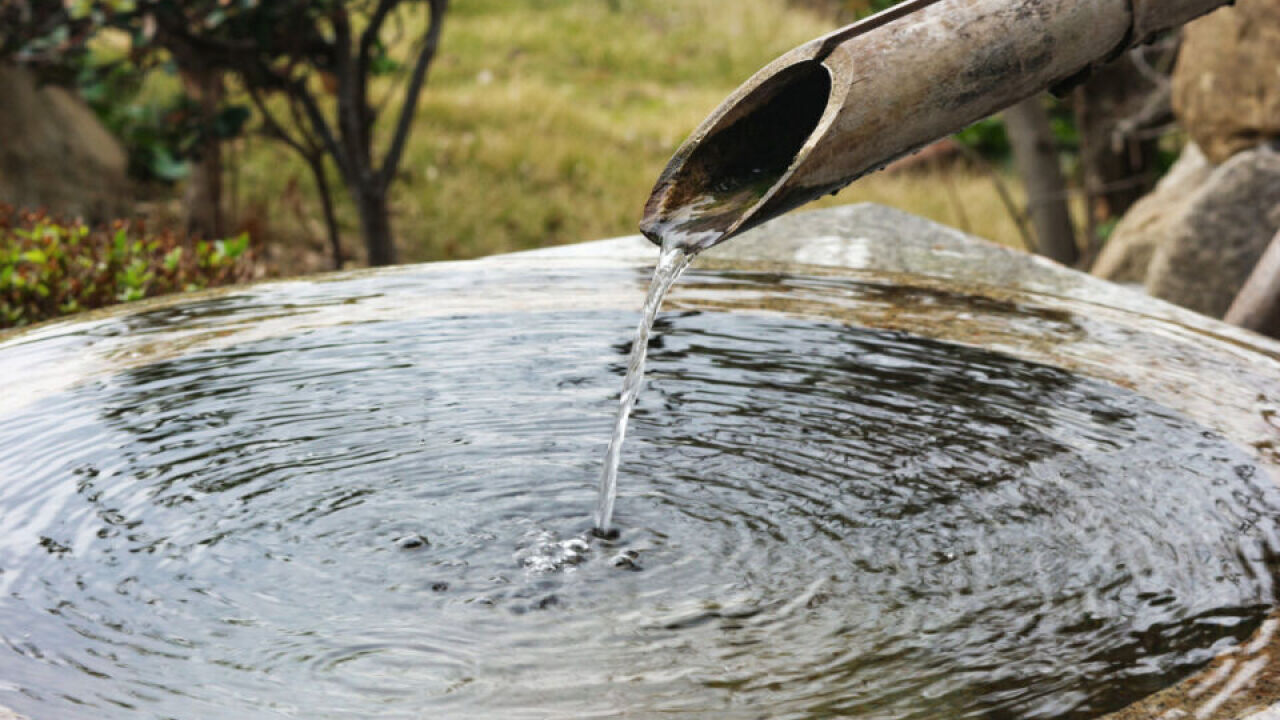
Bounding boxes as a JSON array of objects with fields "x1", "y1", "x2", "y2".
[{"x1": 0, "y1": 205, "x2": 254, "y2": 329}]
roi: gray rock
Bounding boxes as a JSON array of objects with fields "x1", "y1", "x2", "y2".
[
  {"x1": 1092, "y1": 143, "x2": 1212, "y2": 284},
  {"x1": 1173, "y1": 0, "x2": 1280, "y2": 165},
  {"x1": 1145, "y1": 144, "x2": 1280, "y2": 317},
  {"x1": 0, "y1": 63, "x2": 130, "y2": 220}
]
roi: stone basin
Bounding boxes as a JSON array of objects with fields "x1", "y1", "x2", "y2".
[{"x1": 2, "y1": 204, "x2": 1279, "y2": 719}]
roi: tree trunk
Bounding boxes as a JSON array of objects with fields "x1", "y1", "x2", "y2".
[
  {"x1": 182, "y1": 67, "x2": 225, "y2": 240},
  {"x1": 1003, "y1": 96, "x2": 1078, "y2": 266},
  {"x1": 354, "y1": 186, "x2": 396, "y2": 266},
  {"x1": 306, "y1": 156, "x2": 344, "y2": 270},
  {"x1": 1073, "y1": 52, "x2": 1163, "y2": 256}
]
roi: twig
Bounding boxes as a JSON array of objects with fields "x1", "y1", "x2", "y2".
[
  {"x1": 941, "y1": 170, "x2": 972, "y2": 234},
  {"x1": 377, "y1": 0, "x2": 447, "y2": 189},
  {"x1": 953, "y1": 142, "x2": 1036, "y2": 253}
]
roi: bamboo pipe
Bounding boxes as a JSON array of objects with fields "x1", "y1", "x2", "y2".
[{"x1": 640, "y1": 0, "x2": 1233, "y2": 251}]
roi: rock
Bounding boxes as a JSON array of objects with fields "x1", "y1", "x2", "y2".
[
  {"x1": 1092, "y1": 143, "x2": 1212, "y2": 284},
  {"x1": 1172, "y1": 0, "x2": 1280, "y2": 165},
  {"x1": 1145, "y1": 144, "x2": 1280, "y2": 317},
  {"x1": 0, "y1": 64, "x2": 130, "y2": 220}
]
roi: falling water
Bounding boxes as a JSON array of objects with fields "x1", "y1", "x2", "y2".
[
  {"x1": 595, "y1": 191, "x2": 766, "y2": 532},
  {"x1": 593, "y1": 243, "x2": 695, "y2": 533}
]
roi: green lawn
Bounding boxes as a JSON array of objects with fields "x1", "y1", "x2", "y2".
[{"x1": 228, "y1": 0, "x2": 1044, "y2": 268}]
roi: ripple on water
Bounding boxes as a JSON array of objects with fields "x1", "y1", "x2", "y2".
[{"x1": 0, "y1": 303, "x2": 1278, "y2": 720}]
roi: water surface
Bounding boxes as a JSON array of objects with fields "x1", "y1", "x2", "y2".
[{"x1": 1, "y1": 269, "x2": 1278, "y2": 720}]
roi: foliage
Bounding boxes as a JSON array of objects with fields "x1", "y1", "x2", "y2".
[
  {"x1": 72, "y1": 60, "x2": 250, "y2": 183},
  {"x1": 954, "y1": 103, "x2": 1076, "y2": 165},
  {"x1": 0, "y1": 205, "x2": 254, "y2": 329},
  {"x1": 954, "y1": 118, "x2": 1011, "y2": 161},
  {"x1": 3, "y1": 0, "x2": 448, "y2": 267}
]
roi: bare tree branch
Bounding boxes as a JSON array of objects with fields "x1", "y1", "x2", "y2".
[
  {"x1": 284, "y1": 92, "x2": 325, "y2": 157},
  {"x1": 308, "y1": 152, "x2": 346, "y2": 270},
  {"x1": 377, "y1": 0, "x2": 446, "y2": 189},
  {"x1": 293, "y1": 78, "x2": 354, "y2": 184},
  {"x1": 250, "y1": 86, "x2": 345, "y2": 269},
  {"x1": 329, "y1": 8, "x2": 369, "y2": 184},
  {"x1": 359, "y1": 0, "x2": 397, "y2": 69},
  {"x1": 953, "y1": 142, "x2": 1037, "y2": 253},
  {"x1": 248, "y1": 86, "x2": 308, "y2": 156}
]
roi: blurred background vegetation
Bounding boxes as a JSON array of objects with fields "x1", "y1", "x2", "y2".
[{"x1": 1, "y1": 0, "x2": 1184, "y2": 326}]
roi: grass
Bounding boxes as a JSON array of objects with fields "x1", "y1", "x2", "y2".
[{"x1": 222, "y1": 0, "x2": 1058, "y2": 267}]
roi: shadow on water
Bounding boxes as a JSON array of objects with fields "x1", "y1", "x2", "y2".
[{"x1": 1, "y1": 269, "x2": 1279, "y2": 720}]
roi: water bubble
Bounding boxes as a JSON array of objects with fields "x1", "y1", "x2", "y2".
[
  {"x1": 394, "y1": 533, "x2": 430, "y2": 551},
  {"x1": 610, "y1": 550, "x2": 642, "y2": 571},
  {"x1": 514, "y1": 529, "x2": 600, "y2": 574}
]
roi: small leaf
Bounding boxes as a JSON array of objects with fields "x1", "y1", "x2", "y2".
[
  {"x1": 163, "y1": 247, "x2": 183, "y2": 271},
  {"x1": 214, "y1": 105, "x2": 252, "y2": 139},
  {"x1": 148, "y1": 147, "x2": 190, "y2": 182}
]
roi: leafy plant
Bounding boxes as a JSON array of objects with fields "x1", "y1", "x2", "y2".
[
  {"x1": 0, "y1": 205, "x2": 255, "y2": 329},
  {"x1": 5, "y1": 0, "x2": 449, "y2": 267},
  {"x1": 74, "y1": 60, "x2": 250, "y2": 184},
  {"x1": 954, "y1": 118, "x2": 1011, "y2": 161},
  {"x1": 4, "y1": 0, "x2": 450, "y2": 268}
]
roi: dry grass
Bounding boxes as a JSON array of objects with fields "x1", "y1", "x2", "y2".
[{"x1": 813, "y1": 168, "x2": 1045, "y2": 254}]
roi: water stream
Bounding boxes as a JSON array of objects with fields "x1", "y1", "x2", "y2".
[
  {"x1": 594, "y1": 244, "x2": 694, "y2": 533},
  {"x1": 595, "y1": 198, "x2": 737, "y2": 533}
]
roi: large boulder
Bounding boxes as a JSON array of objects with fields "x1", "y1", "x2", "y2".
[
  {"x1": 1091, "y1": 143, "x2": 1212, "y2": 284},
  {"x1": 1172, "y1": 0, "x2": 1280, "y2": 165},
  {"x1": 0, "y1": 64, "x2": 130, "y2": 220},
  {"x1": 1144, "y1": 144, "x2": 1280, "y2": 317}
]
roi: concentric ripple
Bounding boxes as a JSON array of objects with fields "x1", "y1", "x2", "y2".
[{"x1": 1, "y1": 295, "x2": 1279, "y2": 720}]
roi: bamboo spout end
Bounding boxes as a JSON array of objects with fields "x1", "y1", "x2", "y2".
[{"x1": 640, "y1": 59, "x2": 833, "y2": 250}]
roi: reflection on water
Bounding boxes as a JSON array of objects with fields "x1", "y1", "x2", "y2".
[{"x1": 0, "y1": 278, "x2": 1278, "y2": 720}]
